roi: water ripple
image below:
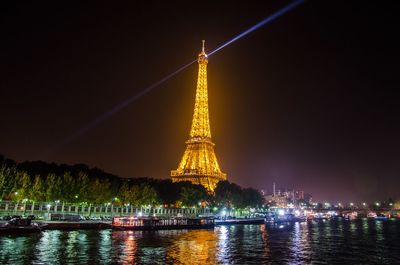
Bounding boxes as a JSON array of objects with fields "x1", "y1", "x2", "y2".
[{"x1": 0, "y1": 219, "x2": 399, "y2": 264}]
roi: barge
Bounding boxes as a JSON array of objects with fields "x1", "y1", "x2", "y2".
[{"x1": 112, "y1": 216, "x2": 214, "y2": 230}]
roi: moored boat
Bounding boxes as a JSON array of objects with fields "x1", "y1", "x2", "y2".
[
  {"x1": 112, "y1": 216, "x2": 214, "y2": 230},
  {"x1": 0, "y1": 217, "x2": 46, "y2": 234},
  {"x1": 375, "y1": 214, "x2": 389, "y2": 221},
  {"x1": 344, "y1": 211, "x2": 358, "y2": 220},
  {"x1": 215, "y1": 217, "x2": 265, "y2": 225}
]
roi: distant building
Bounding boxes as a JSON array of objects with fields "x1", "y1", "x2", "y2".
[
  {"x1": 295, "y1": 190, "x2": 304, "y2": 200},
  {"x1": 264, "y1": 194, "x2": 288, "y2": 208},
  {"x1": 264, "y1": 182, "x2": 312, "y2": 207},
  {"x1": 303, "y1": 193, "x2": 313, "y2": 204}
]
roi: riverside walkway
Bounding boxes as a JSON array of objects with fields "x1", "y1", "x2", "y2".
[{"x1": 0, "y1": 201, "x2": 211, "y2": 218}]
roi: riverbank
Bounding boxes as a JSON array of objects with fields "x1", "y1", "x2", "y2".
[{"x1": 0, "y1": 217, "x2": 267, "y2": 233}]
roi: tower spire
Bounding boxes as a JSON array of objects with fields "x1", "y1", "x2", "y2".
[
  {"x1": 190, "y1": 40, "x2": 210, "y2": 138},
  {"x1": 171, "y1": 41, "x2": 227, "y2": 192},
  {"x1": 202, "y1": 40, "x2": 205, "y2": 53}
]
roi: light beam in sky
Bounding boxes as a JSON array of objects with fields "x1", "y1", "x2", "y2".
[
  {"x1": 208, "y1": 0, "x2": 305, "y2": 57},
  {"x1": 42, "y1": 0, "x2": 305, "y2": 157}
]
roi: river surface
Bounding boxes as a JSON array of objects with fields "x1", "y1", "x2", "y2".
[{"x1": 0, "y1": 219, "x2": 399, "y2": 264}]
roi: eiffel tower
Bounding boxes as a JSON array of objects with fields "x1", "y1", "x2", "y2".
[{"x1": 171, "y1": 41, "x2": 227, "y2": 192}]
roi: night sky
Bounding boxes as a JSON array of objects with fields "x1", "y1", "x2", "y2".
[{"x1": 1, "y1": 1, "x2": 399, "y2": 202}]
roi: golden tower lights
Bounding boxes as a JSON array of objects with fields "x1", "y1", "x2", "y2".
[{"x1": 171, "y1": 41, "x2": 227, "y2": 192}]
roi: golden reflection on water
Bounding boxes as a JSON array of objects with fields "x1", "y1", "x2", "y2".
[
  {"x1": 122, "y1": 232, "x2": 138, "y2": 265},
  {"x1": 111, "y1": 230, "x2": 139, "y2": 264},
  {"x1": 166, "y1": 229, "x2": 218, "y2": 265},
  {"x1": 260, "y1": 223, "x2": 271, "y2": 260},
  {"x1": 110, "y1": 225, "x2": 273, "y2": 264},
  {"x1": 1, "y1": 221, "x2": 400, "y2": 264}
]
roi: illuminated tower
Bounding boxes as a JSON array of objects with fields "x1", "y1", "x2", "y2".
[{"x1": 171, "y1": 41, "x2": 227, "y2": 192}]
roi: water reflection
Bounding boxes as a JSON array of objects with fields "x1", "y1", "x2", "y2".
[
  {"x1": 0, "y1": 220, "x2": 399, "y2": 264},
  {"x1": 167, "y1": 229, "x2": 217, "y2": 265},
  {"x1": 111, "y1": 230, "x2": 140, "y2": 264},
  {"x1": 0, "y1": 235, "x2": 37, "y2": 264},
  {"x1": 35, "y1": 230, "x2": 63, "y2": 263},
  {"x1": 288, "y1": 222, "x2": 311, "y2": 263},
  {"x1": 99, "y1": 230, "x2": 112, "y2": 264},
  {"x1": 214, "y1": 226, "x2": 228, "y2": 264},
  {"x1": 259, "y1": 224, "x2": 271, "y2": 262},
  {"x1": 121, "y1": 232, "x2": 137, "y2": 264}
]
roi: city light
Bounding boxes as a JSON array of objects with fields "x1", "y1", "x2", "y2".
[
  {"x1": 171, "y1": 42, "x2": 226, "y2": 192},
  {"x1": 0, "y1": 0, "x2": 397, "y2": 264}
]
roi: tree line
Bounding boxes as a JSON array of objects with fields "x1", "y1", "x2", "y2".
[{"x1": 0, "y1": 155, "x2": 264, "y2": 209}]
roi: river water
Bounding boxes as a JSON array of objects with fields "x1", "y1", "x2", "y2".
[{"x1": 0, "y1": 219, "x2": 399, "y2": 264}]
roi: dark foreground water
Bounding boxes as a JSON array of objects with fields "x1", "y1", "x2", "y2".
[{"x1": 1, "y1": 219, "x2": 399, "y2": 264}]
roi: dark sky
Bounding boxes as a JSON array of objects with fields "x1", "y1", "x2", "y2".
[{"x1": 1, "y1": 1, "x2": 399, "y2": 202}]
